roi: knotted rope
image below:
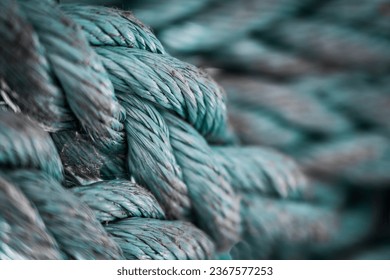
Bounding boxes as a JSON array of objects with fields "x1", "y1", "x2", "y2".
[
  {"x1": 0, "y1": 0, "x2": 383, "y2": 259},
  {"x1": 119, "y1": 0, "x2": 390, "y2": 258}
]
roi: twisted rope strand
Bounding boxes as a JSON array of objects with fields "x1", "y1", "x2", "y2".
[
  {"x1": 4, "y1": 170, "x2": 124, "y2": 259},
  {"x1": 71, "y1": 180, "x2": 166, "y2": 223},
  {"x1": 0, "y1": 111, "x2": 63, "y2": 181},
  {"x1": 106, "y1": 218, "x2": 215, "y2": 260},
  {"x1": 0, "y1": 177, "x2": 62, "y2": 260},
  {"x1": 61, "y1": 4, "x2": 166, "y2": 53},
  {"x1": 97, "y1": 47, "x2": 227, "y2": 139},
  {"x1": 1, "y1": 0, "x2": 385, "y2": 260},
  {"x1": 164, "y1": 112, "x2": 241, "y2": 251}
]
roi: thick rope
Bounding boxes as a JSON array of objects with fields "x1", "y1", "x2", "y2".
[
  {"x1": 71, "y1": 180, "x2": 166, "y2": 222},
  {"x1": 0, "y1": 0, "x2": 236, "y2": 258},
  {"x1": 1, "y1": 0, "x2": 386, "y2": 259},
  {"x1": 112, "y1": 0, "x2": 390, "y2": 258},
  {"x1": 0, "y1": 0, "x2": 125, "y2": 151},
  {"x1": 0, "y1": 177, "x2": 62, "y2": 259}
]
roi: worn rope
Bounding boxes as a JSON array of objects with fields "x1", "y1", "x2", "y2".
[
  {"x1": 0, "y1": 0, "x2": 385, "y2": 259},
  {"x1": 117, "y1": 0, "x2": 390, "y2": 258}
]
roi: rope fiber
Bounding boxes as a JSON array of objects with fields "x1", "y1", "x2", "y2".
[{"x1": 0, "y1": 0, "x2": 389, "y2": 259}]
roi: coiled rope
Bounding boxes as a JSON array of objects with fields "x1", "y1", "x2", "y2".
[
  {"x1": 119, "y1": 0, "x2": 390, "y2": 258},
  {"x1": 0, "y1": 0, "x2": 383, "y2": 259}
]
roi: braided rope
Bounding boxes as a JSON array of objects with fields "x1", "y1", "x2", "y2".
[
  {"x1": 119, "y1": 0, "x2": 390, "y2": 257},
  {"x1": 0, "y1": 0, "x2": 386, "y2": 259}
]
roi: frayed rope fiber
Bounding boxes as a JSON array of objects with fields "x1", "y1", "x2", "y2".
[{"x1": 0, "y1": 0, "x2": 375, "y2": 259}]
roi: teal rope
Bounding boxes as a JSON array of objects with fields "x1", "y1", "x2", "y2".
[
  {"x1": 1, "y1": 0, "x2": 237, "y2": 258},
  {"x1": 297, "y1": 134, "x2": 390, "y2": 185},
  {"x1": 122, "y1": 96, "x2": 191, "y2": 220},
  {"x1": 118, "y1": 0, "x2": 390, "y2": 258},
  {"x1": 0, "y1": 0, "x2": 125, "y2": 151},
  {"x1": 227, "y1": 106, "x2": 304, "y2": 149},
  {"x1": 122, "y1": 0, "x2": 214, "y2": 29},
  {"x1": 164, "y1": 112, "x2": 241, "y2": 251},
  {"x1": 97, "y1": 47, "x2": 228, "y2": 139},
  {"x1": 71, "y1": 180, "x2": 166, "y2": 222},
  {"x1": 106, "y1": 218, "x2": 215, "y2": 260},
  {"x1": 0, "y1": 110, "x2": 219, "y2": 260},
  {"x1": 0, "y1": 111, "x2": 63, "y2": 182},
  {"x1": 264, "y1": 19, "x2": 390, "y2": 71},
  {"x1": 60, "y1": 4, "x2": 166, "y2": 53},
  {"x1": 213, "y1": 147, "x2": 307, "y2": 199},
  {"x1": 217, "y1": 74, "x2": 353, "y2": 135},
  {"x1": 315, "y1": 0, "x2": 390, "y2": 39},
  {"x1": 233, "y1": 196, "x2": 374, "y2": 259},
  {"x1": 3, "y1": 169, "x2": 124, "y2": 259},
  {"x1": 207, "y1": 38, "x2": 318, "y2": 77},
  {"x1": 51, "y1": 130, "x2": 128, "y2": 185},
  {"x1": 157, "y1": 0, "x2": 317, "y2": 52},
  {"x1": 1, "y1": 0, "x2": 384, "y2": 260},
  {"x1": 0, "y1": 177, "x2": 62, "y2": 259}
]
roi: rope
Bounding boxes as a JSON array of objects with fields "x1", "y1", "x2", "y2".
[
  {"x1": 0, "y1": 0, "x2": 387, "y2": 259},
  {"x1": 116, "y1": 0, "x2": 390, "y2": 258}
]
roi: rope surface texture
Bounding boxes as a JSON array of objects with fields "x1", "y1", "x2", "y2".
[
  {"x1": 120, "y1": 0, "x2": 390, "y2": 259},
  {"x1": 0, "y1": 0, "x2": 385, "y2": 259}
]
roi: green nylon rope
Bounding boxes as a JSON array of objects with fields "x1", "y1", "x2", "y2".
[
  {"x1": 0, "y1": 0, "x2": 383, "y2": 259},
  {"x1": 118, "y1": 0, "x2": 390, "y2": 258}
]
